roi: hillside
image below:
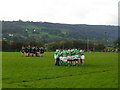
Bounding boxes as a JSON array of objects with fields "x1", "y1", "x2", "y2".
[{"x1": 2, "y1": 20, "x2": 118, "y2": 45}]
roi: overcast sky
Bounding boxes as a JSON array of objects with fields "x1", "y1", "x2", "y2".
[{"x1": 0, "y1": 0, "x2": 119, "y2": 25}]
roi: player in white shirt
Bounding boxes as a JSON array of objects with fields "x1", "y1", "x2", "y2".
[{"x1": 80, "y1": 51, "x2": 85, "y2": 65}]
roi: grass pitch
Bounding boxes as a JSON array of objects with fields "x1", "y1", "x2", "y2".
[{"x1": 2, "y1": 52, "x2": 118, "y2": 88}]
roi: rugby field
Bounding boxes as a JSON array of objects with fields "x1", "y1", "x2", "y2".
[{"x1": 2, "y1": 52, "x2": 118, "y2": 88}]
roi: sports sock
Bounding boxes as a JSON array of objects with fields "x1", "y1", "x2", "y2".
[
  {"x1": 64, "y1": 62, "x2": 66, "y2": 66},
  {"x1": 68, "y1": 63, "x2": 70, "y2": 66},
  {"x1": 76, "y1": 63, "x2": 79, "y2": 66},
  {"x1": 61, "y1": 61, "x2": 64, "y2": 66}
]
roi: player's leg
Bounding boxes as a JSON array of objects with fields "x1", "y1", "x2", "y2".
[
  {"x1": 60, "y1": 57, "x2": 63, "y2": 66},
  {"x1": 40, "y1": 52, "x2": 42, "y2": 57},
  {"x1": 78, "y1": 58, "x2": 81, "y2": 65},
  {"x1": 54, "y1": 55, "x2": 57, "y2": 65},
  {"x1": 80, "y1": 59, "x2": 84, "y2": 65},
  {"x1": 67, "y1": 60, "x2": 71, "y2": 66},
  {"x1": 25, "y1": 52, "x2": 27, "y2": 56},
  {"x1": 63, "y1": 57, "x2": 67, "y2": 66},
  {"x1": 71, "y1": 60, "x2": 75, "y2": 66},
  {"x1": 42, "y1": 52, "x2": 44, "y2": 57},
  {"x1": 28, "y1": 52, "x2": 30, "y2": 57},
  {"x1": 56, "y1": 58, "x2": 60, "y2": 66},
  {"x1": 81, "y1": 55, "x2": 85, "y2": 65},
  {"x1": 71, "y1": 56, "x2": 74, "y2": 66},
  {"x1": 33, "y1": 52, "x2": 36, "y2": 57},
  {"x1": 75, "y1": 59, "x2": 79, "y2": 66},
  {"x1": 32, "y1": 51, "x2": 34, "y2": 56},
  {"x1": 24, "y1": 50, "x2": 26, "y2": 56},
  {"x1": 67, "y1": 56, "x2": 71, "y2": 66},
  {"x1": 22, "y1": 51, "x2": 24, "y2": 56},
  {"x1": 31, "y1": 52, "x2": 33, "y2": 56},
  {"x1": 30, "y1": 52, "x2": 32, "y2": 57}
]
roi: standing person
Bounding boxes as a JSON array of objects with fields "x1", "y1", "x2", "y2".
[
  {"x1": 55, "y1": 50, "x2": 61, "y2": 66},
  {"x1": 54, "y1": 49, "x2": 59, "y2": 60},
  {"x1": 74, "y1": 49, "x2": 80, "y2": 66},
  {"x1": 33, "y1": 46, "x2": 36, "y2": 57},
  {"x1": 39, "y1": 47, "x2": 41, "y2": 56},
  {"x1": 54, "y1": 49, "x2": 59, "y2": 64},
  {"x1": 34, "y1": 46, "x2": 38, "y2": 56},
  {"x1": 67, "y1": 49, "x2": 72, "y2": 66},
  {"x1": 60, "y1": 49, "x2": 68, "y2": 66},
  {"x1": 25, "y1": 46, "x2": 29, "y2": 57},
  {"x1": 28, "y1": 46, "x2": 30, "y2": 56},
  {"x1": 36, "y1": 47, "x2": 40, "y2": 57},
  {"x1": 40, "y1": 47, "x2": 45, "y2": 57},
  {"x1": 21, "y1": 46, "x2": 25, "y2": 56},
  {"x1": 30, "y1": 46, "x2": 34, "y2": 56},
  {"x1": 71, "y1": 49, "x2": 76, "y2": 66},
  {"x1": 80, "y1": 52, "x2": 85, "y2": 65}
]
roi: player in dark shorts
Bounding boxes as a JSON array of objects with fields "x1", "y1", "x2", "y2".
[
  {"x1": 34, "y1": 46, "x2": 38, "y2": 56},
  {"x1": 33, "y1": 46, "x2": 36, "y2": 57},
  {"x1": 30, "y1": 47, "x2": 35, "y2": 56},
  {"x1": 36, "y1": 47, "x2": 40, "y2": 57},
  {"x1": 40, "y1": 47, "x2": 45, "y2": 57},
  {"x1": 30, "y1": 47, "x2": 32, "y2": 56},
  {"x1": 21, "y1": 46, "x2": 25, "y2": 56},
  {"x1": 25, "y1": 46, "x2": 29, "y2": 57},
  {"x1": 27, "y1": 46, "x2": 30, "y2": 56}
]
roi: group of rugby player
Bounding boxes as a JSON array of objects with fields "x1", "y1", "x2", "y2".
[
  {"x1": 21, "y1": 46, "x2": 45, "y2": 57},
  {"x1": 54, "y1": 48, "x2": 85, "y2": 66}
]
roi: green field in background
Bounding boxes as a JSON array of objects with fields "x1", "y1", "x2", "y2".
[{"x1": 2, "y1": 52, "x2": 118, "y2": 88}]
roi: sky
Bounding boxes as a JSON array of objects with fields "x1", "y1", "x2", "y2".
[{"x1": 0, "y1": 0, "x2": 119, "y2": 25}]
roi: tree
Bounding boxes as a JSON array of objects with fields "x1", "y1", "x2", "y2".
[
  {"x1": 29, "y1": 41, "x2": 44, "y2": 47},
  {"x1": 114, "y1": 37, "x2": 120, "y2": 49},
  {"x1": 2, "y1": 40, "x2": 10, "y2": 51},
  {"x1": 47, "y1": 42, "x2": 60, "y2": 51}
]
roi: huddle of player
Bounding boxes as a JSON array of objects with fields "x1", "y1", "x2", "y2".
[
  {"x1": 21, "y1": 46, "x2": 45, "y2": 57},
  {"x1": 54, "y1": 48, "x2": 85, "y2": 66}
]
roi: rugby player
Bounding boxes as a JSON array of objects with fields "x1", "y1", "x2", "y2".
[
  {"x1": 55, "y1": 49, "x2": 61, "y2": 66},
  {"x1": 74, "y1": 48, "x2": 80, "y2": 66},
  {"x1": 25, "y1": 46, "x2": 29, "y2": 57},
  {"x1": 30, "y1": 47, "x2": 34, "y2": 56},
  {"x1": 60, "y1": 49, "x2": 68, "y2": 66},
  {"x1": 36, "y1": 47, "x2": 40, "y2": 57},
  {"x1": 21, "y1": 46, "x2": 25, "y2": 56},
  {"x1": 67, "y1": 49, "x2": 72, "y2": 66},
  {"x1": 80, "y1": 51, "x2": 85, "y2": 65},
  {"x1": 40, "y1": 47, "x2": 45, "y2": 57}
]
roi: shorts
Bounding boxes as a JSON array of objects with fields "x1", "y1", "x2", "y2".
[
  {"x1": 37, "y1": 52, "x2": 40, "y2": 54},
  {"x1": 81, "y1": 55, "x2": 85, "y2": 60},
  {"x1": 75, "y1": 55, "x2": 79, "y2": 59},
  {"x1": 67, "y1": 56, "x2": 72, "y2": 60},
  {"x1": 54, "y1": 55, "x2": 57, "y2": 59},
  {"x1": 68, "y1": 59, "x2": 76, "y2": 61},
  {"x1": 40, "y1": 52, "x2": 44, "y2": 54},
  {"x1": 60, "y1": 57, "x2": 67, "y2": 62},
  {"x1": 33, "y1": 52, "x2": 36, "y2": 54},
  {"x1": 59, "y1": 57, "x2": 62, "y2": 60},
  {"x1": 74, "y1": 59, "x2": 78, "y2": 61},
  {"x1": 25, "y1": 51, "x2": 28, "y2": 53},
  {"x1": 30, "y1": 51, "x2": 34, "y2": 53},
  {"x1": 71, "y1": 56, "x2": 77, "y2": 60},
  {"x1": 67, "y1": 56, "x2": 72, "y2": 61}
]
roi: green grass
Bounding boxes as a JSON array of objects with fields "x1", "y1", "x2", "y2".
[{"x1": 2, "y1": 52, "x2": 118, "y2": 88}]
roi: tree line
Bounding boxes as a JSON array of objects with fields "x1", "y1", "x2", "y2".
[{"x1": 2, "y1": 40, "x2": 105, "y2": 52}]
